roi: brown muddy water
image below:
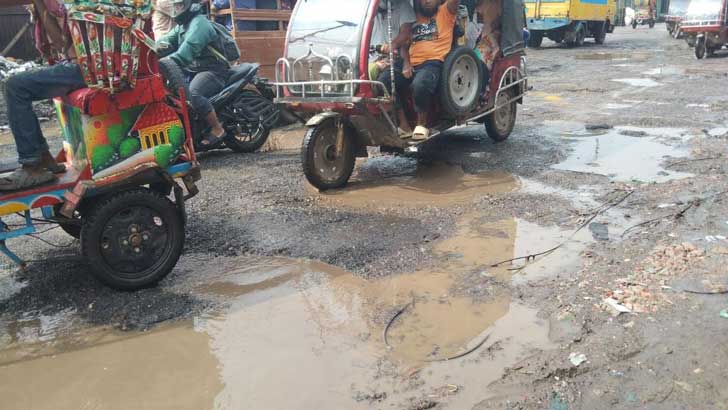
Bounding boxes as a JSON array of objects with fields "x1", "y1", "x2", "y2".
[
  {"x1": 313, "y1": 161, "x2": 519, "y2": 209},
  {"x1": 0, "y1": 162, "x2": 598, "y2": 409}
]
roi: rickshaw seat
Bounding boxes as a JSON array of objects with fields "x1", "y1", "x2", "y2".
[
  {"x1": 228, "y1": 63, "x2": 259, "y2": 85},
  {"x1": 61, "y1": 76, "x2": 167, "y2": 116}
]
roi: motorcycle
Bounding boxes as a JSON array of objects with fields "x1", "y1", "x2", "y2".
[{"x1": 159, "y1": 58, "x2": 280, "y2": 153}]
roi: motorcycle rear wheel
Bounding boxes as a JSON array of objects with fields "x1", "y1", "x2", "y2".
[{"x1": 223, "y1": 91, "x2": 278, "y2": 153}]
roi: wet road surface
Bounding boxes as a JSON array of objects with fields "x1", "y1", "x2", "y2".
[{"x1": 2, "y1": 25, "x2": 728, "y2": 410}]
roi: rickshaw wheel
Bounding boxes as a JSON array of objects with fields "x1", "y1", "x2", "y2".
[
  {"x1": 528, "y1": 32, "x2": 543, "y2": 48},
  {"x1": 440, "y1": 47, "x2": 483, "y2": 117},
  {"x1": 485, "y1": 88, "x2": 517, "y2": 142},
  {"x1": 302, "y1": 119, "x2": 356, "y2": 191},
  {"x1": 81, "y1": 188, "x2": 184, "y2": 291},
  {"x1": 694, "y1": 38, "x2": 706, "y2": 59},
  {"x1": 594, "y1": 22, "x2": 607, "y2": 45},
  {"x1": 648, "y1": 19, "x2": 655, "y2": 28},
  {"x1": 632, "y1": 20, "x2": 638, "y2": 29}
]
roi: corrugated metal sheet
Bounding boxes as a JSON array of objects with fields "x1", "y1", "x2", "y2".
[{"x1": 0, "y1": 6, "x2": 37, "y2": 60}]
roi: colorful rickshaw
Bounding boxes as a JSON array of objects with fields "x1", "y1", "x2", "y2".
[{"x1": 0, "y1": 0, "x2": 201, "y2": 290}]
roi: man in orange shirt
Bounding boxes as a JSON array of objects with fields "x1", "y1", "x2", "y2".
[{"x1": 406, "y1": 0, "x2": 460, "y2": 140}]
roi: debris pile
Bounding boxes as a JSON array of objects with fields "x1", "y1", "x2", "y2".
[
  {"x1": 0, "y1": 56, "x2": 39, "y2": 80},
  {"x1": 604, "y1": 243, "x2": 705, "y2": 314}
]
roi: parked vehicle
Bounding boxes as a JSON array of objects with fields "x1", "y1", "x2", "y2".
[
  {"x1": 274, "y1": 0, "x2": 528, "y2": 190},
  {"x1": 159, "y1": 60, "x2": 280, "y2": 153},
  {"x1": 525, "y1": 0, "x2": 616, "y2": 47},
  {"x1": 665, "y1": 0, "x2": 691, "y2": 37},
  {"x1": 682, "y1": 0, "x2": 728, "y2": 58},
  {"x1": 631, "y1": 6, "x2": 656, "y2": 27},
  {"x1": 0, "y1": 0, "x2": 201, "y2": 290}
]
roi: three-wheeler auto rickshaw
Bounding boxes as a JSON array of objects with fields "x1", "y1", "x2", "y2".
[
  {"x1": 681, "y1": 0, "x2": 728, "y2": 58},
  {"x1": 0, "y1": 0, "x2": 201, "y2": 290},
  {"x1": 273, "y1": 0, "x2": 529, "y2": 190},
  {"x1": 665, "y1": 0, "x2": 691, "y2": 37}
]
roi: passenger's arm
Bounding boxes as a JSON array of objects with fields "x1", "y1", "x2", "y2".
[
  {"x1": 401, "y1": 45, "x2": 413, "y2": 79},
  {"x1": 392, "y1": 23, "x2": 412, "y2": 50},
  {"x1": 446, "y1": 0, "x2": 461, "y2": 14}
]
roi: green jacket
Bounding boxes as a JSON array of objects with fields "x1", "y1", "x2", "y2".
[{"x1": 158, "y1": 8, "x2": 227, "y2": 72}]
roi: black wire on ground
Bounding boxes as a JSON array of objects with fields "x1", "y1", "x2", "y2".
[{"x1": 491, "y1": 190, "x2": 634, "y2": 269}]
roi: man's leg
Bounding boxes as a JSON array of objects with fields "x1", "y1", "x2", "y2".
[
  {"x1": 5, "y1": 63, "x2": 86, "y2": 169},
  {"x1": 188, "y1": 71, "x2": 229, "y2": 145},
  {"x1": 411, "y1": 61, "x2": 443, "y2": 140},
  {"x1": 377, "y1": 59, "x2": 413, "y2": 134}
]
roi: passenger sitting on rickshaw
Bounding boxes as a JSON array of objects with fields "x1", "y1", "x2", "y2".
[
  {"x1": 475, "y1": 0, "x2": 500, "y2": 74},
  {"x1": 158, "y1": 0, "x2": 229, "y2": 147},
  {"x1": 406, "y1": 0, "x2": 460, "y2": 140},
  {"x1": 1, "y1": 0, "x2": 86, "y2": 191},
  {"x1": 370, "y1": 0, "x2": 416, "y2": 135}
]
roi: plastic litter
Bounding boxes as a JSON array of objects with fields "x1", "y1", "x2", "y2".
[
  {"x1": 569, "y1": 352, "x2": 587, "y2": 366},
  {"x1": 549, "y1": 392, "x2": 569, "y2": 410},
  {"x1": 720, "y1": 309, "x2": 728, "y2": 319},
  {"x1": 604, "y1": 297, "x2": 632, "y2": 315}
]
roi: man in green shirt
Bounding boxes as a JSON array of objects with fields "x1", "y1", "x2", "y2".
[{"x1": 158, "y1": 0, "x2": 229, "y2": 147}]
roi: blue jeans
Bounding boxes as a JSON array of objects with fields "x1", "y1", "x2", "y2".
[
  {"x1": 4, "y1": 63, "x2": 86, "y2": 166},
  {"x1": 410, "y1": 61, "x2": 443, "y2": 114},
  {"x1": 188, "y1": 70, "x2": 230, "y2": 116}
]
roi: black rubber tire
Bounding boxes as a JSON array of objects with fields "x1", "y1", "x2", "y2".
[
  {"x1": 576, "y1": 27, "x2": 586, "y2": 46},
  {"x1": 484, "y1": 88, "x2": 517, "y2": 142},
  {"x1": 594, "y1": 22, "x2": 607, "y2": 44},
  {"x1": 439, "y1": 46, "x2": 483, "y2": 118},
  {"x1": 302, "y1": 120, "x2": 356, "y2": 191},
  {"x1": 632, "y1": 20, "x2": 638, "y2": 29},
  {"x1": 648, "y1": 19, "x2": 655, "y2": 28},
  {"x1": 528, "y1": 31, "x2": 544, "y2": 48},
  {"x1": 223, "y1": 91, "x2": 278, "y2": 153},
  {"x1": 81, "y1": 188, "x2": 184, "y2": 291},
  {"x1": 695, "y1": 38, "x2": 706, "y2": 59},
  {"x1": 158, "y1": 57, "x2": 189, "y2": 97}
]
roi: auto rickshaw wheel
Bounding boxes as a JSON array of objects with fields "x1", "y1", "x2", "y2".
[
  {"x1": 695, "y1": 37, "x2": 707, "y2": 59},
  {"x1": 485, "y1": 88, "x2": 517, "y2": 142},
  {"x1": 302, "y1": 119, "x2": 356, "y2": 190},
  {"x1": 595, "y1": 22, "x2": 607, "y2": 44},
  {"x1": 648, "y1": 19, "x2": 655, "y2": 28},
  {"x1": 440, "y1": 47, "x2": 482, "y2": 117},
  {"x1": 576, "y1": 27, "x2": 586, "y2": 46},
  {"x1": 81, "y1": 188, "x2": 184, "y2": 291},
  {"x1": 632, "y1": 20, "x2": 638, "y2": 29}
]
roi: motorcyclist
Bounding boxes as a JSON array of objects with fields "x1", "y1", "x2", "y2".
[{"x1": 157, "y1": 0, "x2": 230, "y2": 147}]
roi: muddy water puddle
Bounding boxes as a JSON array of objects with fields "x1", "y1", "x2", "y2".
[
  {"x1": 0, "y1": 211, "x2": 580, "y2": 409},
  {"x1": 312, "y1": 160, "x2": 519, "y2": 208},
  {"x1": 545, "y1": 125, "x2": 694, "y2": 183}
]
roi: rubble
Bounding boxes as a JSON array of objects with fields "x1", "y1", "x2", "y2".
[
  {"x1": 605, "y1": 243, "x2": 705, "y2": 313},
  {"x1": 0, "y1": 56, "x2": 40, "y2": 81}
]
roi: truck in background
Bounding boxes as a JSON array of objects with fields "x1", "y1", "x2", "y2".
[{"x1": 525, "y1": 0, "x2": 617, "y2": 47}]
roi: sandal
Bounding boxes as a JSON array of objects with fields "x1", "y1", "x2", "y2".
[
  {"x1": 0, "y1": 167, "x2": 56, "y2": 191},
  {"x1": 45, "y1": 162, "x2": 66, "y2": 174},
  {"x1": 200, "y1": 130, "x2": 226, "y2": 149},
  {"x1": 398, "y1": 127, "x2": 413, "y2": 139},
  {"x1": 412, "y1": 126, "x2": 430, "y2": 141}
]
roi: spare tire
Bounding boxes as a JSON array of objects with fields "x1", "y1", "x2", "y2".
[
  {"x1": 440, "y1": 46, "x2": 483, "y2": 118},
  {"x1": 158, "y1": 57, "x2": 188, "y2": 97}
]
